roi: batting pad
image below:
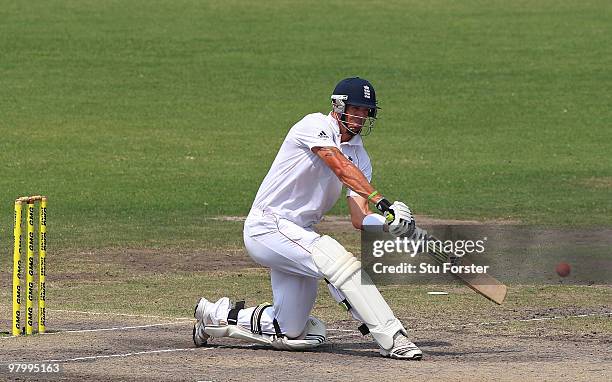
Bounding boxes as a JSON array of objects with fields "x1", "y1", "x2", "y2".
[
  {"x1": 312, "y1": 235, "x2": 404, "y2": 350},
  {"x1": 203, "y1": 316, "x2": 326, "y2": 351}
]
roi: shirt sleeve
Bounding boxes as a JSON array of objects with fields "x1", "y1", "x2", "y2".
[
  {"x1": 346, "y1": 147, "x2": 372, "y2": 198},
  {"x1": 291, "y1": 116, "x2": 338, "y2": 150}
]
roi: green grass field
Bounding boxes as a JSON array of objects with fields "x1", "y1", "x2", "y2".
[
  {"x1": 1, "y1": 0, "x2": 610, "y2": 251},
  {"x1": 0, "y1": 7, "x2": 610, "y2": 380}
]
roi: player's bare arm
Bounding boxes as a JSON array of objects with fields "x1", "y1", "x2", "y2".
[
  {"x1": 311, "y1": 146, "x2": 380, "y2": 202},
  {"x1": 312, "y1": 146, "x2": 417, "y2": 236},
  {"x1": 312, "y1": 146, "x2": 406, "y2": 229},
  {"x1": 347, "y1": 195, "x2": 370, "y2": 229}
]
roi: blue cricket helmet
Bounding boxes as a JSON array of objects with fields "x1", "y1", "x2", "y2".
[{"x1": 331, "y1": 77, "x2": 379, "y2": 118}]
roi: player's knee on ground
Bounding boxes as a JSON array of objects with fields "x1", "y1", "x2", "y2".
[
  {"x1": 276, "y1": 315, "x2": 310, "y2": 339},
  {"x1": 200, "y1": 299, "x2": 326, "y2": 350}
]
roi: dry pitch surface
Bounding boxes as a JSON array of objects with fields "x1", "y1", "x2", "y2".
[
  {"x1": 0, "y1": 219, "x2": 610, "y2": 381},
  {"x1": 0, "y1": 308, "x2": 610, "y2": 381}
]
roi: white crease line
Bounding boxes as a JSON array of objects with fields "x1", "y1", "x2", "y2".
[
  {"x1": 327, "y1": 333, "x2": 360, "y2": 340},
  {"x1": 0, "y1": 321, "x2": 192, "y2": 339},
  {"x1": 456, "y1": 312, "x2": 612, "y2": 328},
  {"x1": 3, "y1": 312, "x2": 607, "y2": 341},
  {"x1": 53, "y1": 321, "x2": 190, "y2": 334},
  {"x1": 328, "y1": 312, "x2": 612, "y2": 336},
  {"x1": 38, "y1": 347, "x2": 211, "y2": 364},
  {"x1": 50, "y1": 309, "x2": 192, "y2": 321},
  {"x1": 1, "y1": 347, "x2": 216, "y2": 366}
]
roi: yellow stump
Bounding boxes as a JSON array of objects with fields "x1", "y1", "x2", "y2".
[
  {"x1": 39, "y1": 197, "x2": 47, "y2": 334},
  {"x1": 12, "y1": 201, "x2": 23, "y2": 336},
  {"x1": 26, "y1": 202, "x2": 35, "y2": 335}
]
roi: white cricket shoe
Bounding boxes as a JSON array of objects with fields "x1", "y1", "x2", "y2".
[
  {"x1": 194, "y1": 297, "x2": 230, "y2": 323},
  {"x1": 193, "y1": 297, "x2": 211, "y2": 347},
  {"x1": 193, "y1": 297, "x2": 231, "y2": 347},
  {"x1": 192, "y1": 321, "x2": 209, "y2": 347},
  {"x1": 379, "y1": 332, "x2": 423, "y2": 360},
  {"x1": 194, "y1": 297, "x2": 209, "y2": 323}
]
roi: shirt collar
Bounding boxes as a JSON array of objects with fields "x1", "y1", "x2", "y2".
[
  {"x1": 326, "y1": 112, "x2": 341, "y2": 138},
  {"x1": 344, "y1": 133, "x2": 363, "y2": 146}
]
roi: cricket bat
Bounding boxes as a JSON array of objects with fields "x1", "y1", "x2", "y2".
[{"x1": 425, "y1": 233, "x2": 507, "y2": 304}]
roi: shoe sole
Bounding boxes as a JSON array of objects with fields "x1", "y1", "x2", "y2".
[
  {"x1": 192, "y1": 324, "x2": 198, "y2": 346},
  {"x1": 193, "y1": 323, "x2": 209, "y2": 347},
  {"x1": 381, "y1": 347, "x2": 423, "y2": 360},
  {"x1": 384, "y1": 352, "x2": 422, "y2": 360}
]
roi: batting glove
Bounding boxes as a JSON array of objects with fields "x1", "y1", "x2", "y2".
[{"x1": 376, "y1": 199, "x2": 415, "y2": 237}]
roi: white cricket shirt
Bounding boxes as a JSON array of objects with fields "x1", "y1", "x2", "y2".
[{"x1": 247, "y1": 112, "x2": 372, "y2": 229}]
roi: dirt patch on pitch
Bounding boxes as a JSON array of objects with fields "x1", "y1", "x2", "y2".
[
  {"x1": 94, "y1": 248, "x2": 260, "y2": 273},
  {"x1": 579, "y1": 176, "x2": 612, "y2": 189},
  {"x1": 46, "y1": 248, "x2": 261, "y2": 283}
]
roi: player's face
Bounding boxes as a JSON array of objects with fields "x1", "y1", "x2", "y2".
[{"x1": 344, "y1": 105, "x2": 370, "y2": 133}]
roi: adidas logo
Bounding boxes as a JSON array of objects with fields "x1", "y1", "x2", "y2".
[{"x1": 318, "y1": 131, "x2": 329, "y2": 139}]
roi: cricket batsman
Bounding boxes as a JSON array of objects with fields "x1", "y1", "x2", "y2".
[{"x1": 193, "y1": 77, "x2": 424, "y2": 360}]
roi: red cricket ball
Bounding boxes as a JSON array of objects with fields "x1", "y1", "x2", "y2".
[{"x1": 555, "y1": 262, "x2": 571, "y2": 277}]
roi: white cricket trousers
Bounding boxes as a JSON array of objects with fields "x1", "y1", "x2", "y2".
[
  {"x1": 231, "y1": 210, "x2": 385, "y2": 338},
  {"x1": 239, "y1": 211, "x2": 323, "y2": 338}
]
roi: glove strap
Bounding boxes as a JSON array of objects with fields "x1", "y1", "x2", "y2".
[{"x1": 375, "y1": 198, "x2": 392, "y2": 214}]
